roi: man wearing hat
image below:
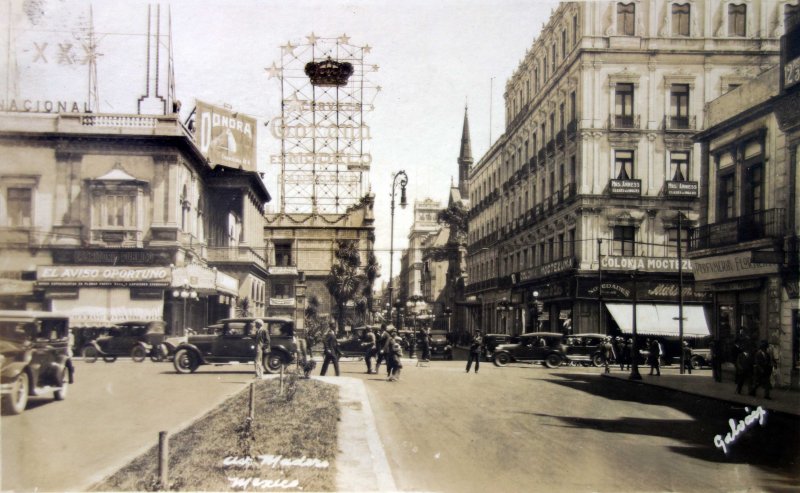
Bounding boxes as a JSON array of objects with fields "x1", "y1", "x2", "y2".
[
  {"x1": 320, "y1": 321, "x2": 341, "y2": 376},
  {"x1": 253, "y1": 319, "x2": 270, "y2": 379},
  {"x1": 750, "y1": 340, "x2": 774, "y2": 399}
]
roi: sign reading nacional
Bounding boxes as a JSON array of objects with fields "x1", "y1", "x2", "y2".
[
  {"x1": 195, "y1": 100, "x2": 256, "y2": 172},
  {"x1": 37, "y1": 266, "x2": 171, "y2": 286},
  {"x1": 692, "y1": 252, "x2": 779, "y2": 281},
  {"x1": 601, "y1": 256, "x2": 693, "y2": 273}
]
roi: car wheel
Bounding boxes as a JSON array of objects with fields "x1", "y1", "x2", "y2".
[
  {"x1": 265, "y1": 353, "x2": 284, "y2": 374},
  {"x1": 690, "y1": 355, "x2": 703, "y2": 370},
  {"x1": 82, "y1": 346, "x2": 98, "y2": 363},
  {"x1": 131, "y1": 346, "x2": 147, "y2": 362},
  {"x1": 102, "y1": 355, "x2": 117, "y2": 363},
  {"x1": 493, "y1": 352, "x2": 511, "y2": 367},
  {"x1": 54, "y1": 370, "x2": 68, "y2": 401},
  {"x1": 2, "y1": 372, "x2": 29, "y2": 415},
  {"x1": 173, "y1": 348, "x2": 198, "y2": 374},
  {"x1": 591, "y1": 353, "x2": 604, "y2": 367},
  {"x1": 545, "y1": 353, "x2": 563, "y2": 369}
]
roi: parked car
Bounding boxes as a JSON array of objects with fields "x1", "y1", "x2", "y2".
[
  {"x1": 483, "y1": 333, "x2": 519, "y2": 360},
  {"x1": 172, "y1": 317, "x2": 297, "y2": 374},
  {"x1": 80, "y1": 321, "x2": 167, "y2": 363},
  {"x1": 0, "y1": 310, "x2": 71, "y2": 415},
  {"x1": 428, "y1": 330, "x2": 453, "y2": 360},
  {"x1": 491, "y1": 332, "x2": 567, "y2": 368},
  {"x1": 564, "y1": 333, "x2": 607, "y2": 366}
]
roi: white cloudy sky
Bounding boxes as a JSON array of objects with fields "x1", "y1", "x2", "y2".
[{"x1": 3, "y1": 0, "x2": 560, "y2": 280}]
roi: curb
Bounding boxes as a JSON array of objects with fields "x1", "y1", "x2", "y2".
[
  {"x1": 600, "y1": 373, "x2": 800, "y2": 419},
  {"x1": 315, "y1": 376, "x2": 397, "y2": 492}
]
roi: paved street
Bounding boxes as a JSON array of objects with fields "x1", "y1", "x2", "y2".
[
  {"x1": 3, "y1": 354, "x2": 798, "y2": 493},
  {"x1": 1, "y1": 359, "x2": 253, "y2": 492},
  {"x1": 338, "y1": 352, "x2": 799, "y2": 493}
]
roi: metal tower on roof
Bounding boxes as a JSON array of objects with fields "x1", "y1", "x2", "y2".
[{"x1": 267, "y1": 33, "x2": 380, "y2": 214}]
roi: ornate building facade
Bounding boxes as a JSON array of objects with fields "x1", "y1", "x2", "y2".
[
  {"x1": 465, "y1": 1, "x2": 790, "y2": 349},
  {"x1": 0, "y1": 111, "x2": 270, "y2": 334}
]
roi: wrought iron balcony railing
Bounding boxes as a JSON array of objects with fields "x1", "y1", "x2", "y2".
[
  {"x1": 609, "y1": 114, "x2": 640, "y2": 130},
  {"x1": 664, "y1": 115, "x2": 696, "y2": 131},
  {"x1": 689, "y1": 209, "x2": 786, "y2": 251}
]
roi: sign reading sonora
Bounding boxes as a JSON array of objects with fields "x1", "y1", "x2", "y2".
[{"x1": 195, "y1": 100, "x2": 256, "y2": 172}]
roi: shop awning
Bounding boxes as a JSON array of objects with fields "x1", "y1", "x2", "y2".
[{"x1": 605, "y1": 303, "x2": 710, "y2": 338}]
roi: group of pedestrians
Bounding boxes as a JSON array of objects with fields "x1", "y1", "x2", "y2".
[
  {"x1": 734, "y1": 340, "x2": 776, "y2": 399},
  {"x1": 318, "y1": 322, "x2": 408, "y2": 381}
]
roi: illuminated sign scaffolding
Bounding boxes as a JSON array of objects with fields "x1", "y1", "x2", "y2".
[{"x1": 267, "y1": 34, "x2": 380, "y2": 214}]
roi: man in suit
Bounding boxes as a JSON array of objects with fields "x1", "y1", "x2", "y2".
[
  {"x1": 320, "y1": 321, "x2": 341, "y2": 376},
  {"x1": 253, "y1": 319, "x2": 270, "y2": 379}
]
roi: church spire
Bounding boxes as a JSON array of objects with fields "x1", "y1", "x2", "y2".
[{"x1": 457, "y1": 104, "x2": 473, "y2": 197}]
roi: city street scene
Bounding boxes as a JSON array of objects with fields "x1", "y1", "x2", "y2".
[{"x1": 1, "y1": 0, "x2": 799, "y2": 492}]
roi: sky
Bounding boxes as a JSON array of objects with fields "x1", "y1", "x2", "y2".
[{"x1": 2, "y1": 0, "x2": 561, "y2": 281}]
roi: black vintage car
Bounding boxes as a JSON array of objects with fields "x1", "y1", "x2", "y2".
[
  {"x1": 564, "y1": 333, "x2": 608, "y2": 366},
  {"x1": 1, "y1": 310, "x2": 72, "y2": 415},
  {"x1": 428, "y1": 330, "x2": 453, "y2": 360},
  {"x1": 483, "y1": 333, "x2": 519, "y2": 360},
  {"x1": 491, "y1": 332, "x2": 567, "y2": 368},
  {"x1": 337, "y1": 326, "x2": 378, "y2": 358},
  {"x1": 80, "y1": 321, "x2": 167, "y2": 363},
  {"x1": 172, "y1": 317, "x2": 297, "y2": 374}
]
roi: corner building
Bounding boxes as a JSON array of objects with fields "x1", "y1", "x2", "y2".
[{"x1": 465, "y1": 1, "x2": 791, "y2": 347}]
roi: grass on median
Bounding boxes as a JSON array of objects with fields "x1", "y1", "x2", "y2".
[{"x1": 91, "y1": 374, "x2": 339, "y2": 492}]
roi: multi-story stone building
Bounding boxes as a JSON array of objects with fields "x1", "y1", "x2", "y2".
[
  {"x1": 465, "y1": 1, "x2": 791, "y2": 349},
  {"x1": 263, "y1": 195, "x2": 375, "y2": 329},
  {"x1": 0, "y1": 111, "x2": 270, "y2": 334},
  {"x1": 691, "y1": 6, "x2": 800, "y2": 388},
  {"x1": 400, "y1": 199, "x2": 444, "y2": 301}
]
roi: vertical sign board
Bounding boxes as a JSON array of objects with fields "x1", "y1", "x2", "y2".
[
  {"x1": 781, "y1": 5, "x2": 800, "y2": 93},
  {"x1": 195, "y1": 101, "x2": 257, "y2": 171}
]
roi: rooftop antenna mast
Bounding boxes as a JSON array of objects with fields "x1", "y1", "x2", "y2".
[{"x1": 86, "y1": 5, "x2": 100, "y2": 113}]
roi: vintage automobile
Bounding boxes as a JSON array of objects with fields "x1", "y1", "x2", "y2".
[
  {"x1": 337, "y1": 326, "x2": 380, "y2": 358},
  {"x1": 482, "y1": 333, "x2": 519, "y2": 360},
  {"x1": 428, "y1": 330, "x2": 453, "y2": 360},
  {"x1": 563, "y1": 333, "x2": 608, "y2": 366},
  {"x1": 172, "y1": 317, "x2": 297, "y2": 374},
  {"x1": 80, "y1": 321, "x2": 167, "y2": 363},
  {"x1": 491, "y1": 332, "x2": 567, "y2": 368},
  {"x1": 0, "y1": 310, "x2": 72, "y2": 415}
]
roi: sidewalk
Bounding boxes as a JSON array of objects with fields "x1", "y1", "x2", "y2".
[{"x1": 602, "y1": 367, "x2": 800, "y2": 418}]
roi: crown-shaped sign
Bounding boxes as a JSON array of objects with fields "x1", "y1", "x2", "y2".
[{"x1": 304, "y1": 57, "x2": 354, "y2": 87}]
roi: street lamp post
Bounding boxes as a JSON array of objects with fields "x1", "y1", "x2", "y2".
[
  {"x1": 172, "y1": 282, "x2": 197, "y2": 336},
  {"x1": 629, "y1": 270, "x2": 642, "y2": 380},
  {"x1": 387, "y1": 170, "x2": 408, "y2": 326},
  {"x1": 532, "y1": 290, "x2": 540, "y2": 332},
  {"x1": 443, "y1": 306, "x2": 453, "y2": 334}
]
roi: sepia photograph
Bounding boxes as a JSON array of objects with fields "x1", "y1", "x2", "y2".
[{"x1": 1, "y1": 0, "x2": 799, "y2": 491}]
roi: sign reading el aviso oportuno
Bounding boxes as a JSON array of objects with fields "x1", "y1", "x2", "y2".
[{"x1": 37, "y1": 266, "x2": 171, "y2": 286}]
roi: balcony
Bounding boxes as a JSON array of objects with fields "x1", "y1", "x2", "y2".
[
  {"x1": 562, "y1": 182, "x2": 577, "y2": 202},
  {"x1": 690, "y1": 209, "x2": 786, "y2": 251},
  {"x1": 556, "y1": 130, "x2": 566, "y2": 148},
  {"x1": 664, "y1": 115, "x2": 696, "y2": 131},
  {"x1": 566, "y1": 119, "x2": 578, "y2": 138},
  {"x1": 529, "y1": 156, "x2": 538, "y2": 170},
  {"x1": 535, "y1": 203, "x2": 544, "y2": 216},
  {"x1": 90, "y1": 228, "x2": 143, "y2": 248},
  {"x1": 207, "y1": 246, "x2": 268, "y2": 270},
  {"x1": 546, "y1": 139, "x2": 556, "y2": 155},
  {"x1": 537, "y1": 148, "x2": 546, "y2": 162},
  {"x1": 609, "y1": 114, "x2": 640, "y2": 130}
]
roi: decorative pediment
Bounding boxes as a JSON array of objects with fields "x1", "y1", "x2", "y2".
[
  {"x1": 609, "y1": 68, "x2": 641, "y2": 88},
  {"x1": 664, "y1": 71, "x2": 696, "y2": 89}
]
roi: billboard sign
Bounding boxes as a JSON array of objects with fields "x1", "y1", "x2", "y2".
[{"x1": 195, "y1": 101, "x2": 256, "y2": 171}]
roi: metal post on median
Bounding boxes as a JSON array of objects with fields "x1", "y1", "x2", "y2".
[
  {"x1": 249, "y1": 381, "x2": 255, "y2": 419},
  {"x1": 158, "y1": 431, "x2": 169, "y2": 488},
  {"x1": 279, "y1": 364, "x2": 285, "y2": 394}
]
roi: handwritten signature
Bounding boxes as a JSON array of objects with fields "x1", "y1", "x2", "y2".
[
  {"x1": 227, "y1": 477, "x2": 299, "y2": 490},
  {"x1": 223, "y1": 455, "x2": 329, "y2": 469},
  {"x1": 713, "y1": 406, "x2": 767, "y2": 455}
]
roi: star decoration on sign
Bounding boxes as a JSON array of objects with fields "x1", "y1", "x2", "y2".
[
  {"x1": 265, "y1": 62, "x2": 282, "y2": 79},
  {"x1": 281, "y1": 41, "x2": 296, "y2": 56},
  {"x1": 307, "y1": 32, "x2": 319, "y2": 45},
  {"x1": 363, "y1": 44, "x2": 372, "y2": 54},
  {"x1": 376, "y1": 86, "x2": 382, "y2": 92},
  {"x1": 338, "y1": 34, "x2": 351, "y2": 45},
  {"x1": 371, "y1": 64, "x2": 379, "y2": 72}
]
